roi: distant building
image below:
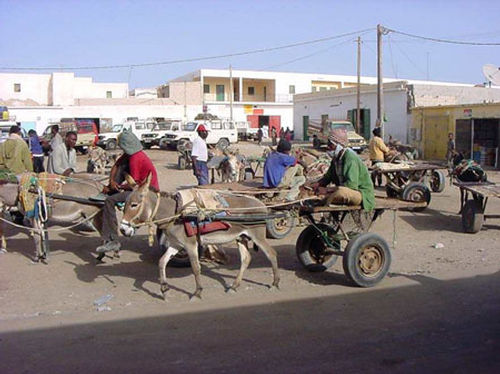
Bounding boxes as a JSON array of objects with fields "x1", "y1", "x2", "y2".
[{"x1": 294, "y1": 80, "x2": 500, "y2": 148}]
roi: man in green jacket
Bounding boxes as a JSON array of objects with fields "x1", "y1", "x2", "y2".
[
  {"x1": 0, "y1": 125, "x2": 33, "y2": 174},
  {"x1": 309, "y1": 126, "x2": 375, "y2": 211}
]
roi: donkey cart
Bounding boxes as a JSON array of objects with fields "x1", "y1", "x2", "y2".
[
  {"x1": 371, "y1": 162, "x2": 447, "y2": 211},
  {"x1": 454, "y1": 181, "x2": 500, "y2": 233},
  {"x1": 296, "y1": 197, "x2": 427, "y2": 287}
]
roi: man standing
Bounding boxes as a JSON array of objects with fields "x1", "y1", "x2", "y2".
[
  {"x1": 263, "y1": 139, "x2": 306, "y2": 201},
  {"x1": 97, "y1": 129, "x2": 159, "y2": 254},
  {"x1": 368, "y1": 127, "x2": 390, "y2": 186},
  {"x1": 309, "y1": 126, "x2": 375, "y2": 210},
  {"x1": 28, "y1": 129, "x2": 45, "y2": 173},
  {"x1": 256, "y1": 127, "x2": 263, "y2": 145},
  {"x1": 47, "y1": 131, "x2": 77, "y2": 176},
  {"x1": 0, "y1": 125, "x2": 33, "y2": 174},
  {"x1": 191, "y1": 125, "x2": 209, "y2": 185},
  {"x1": 49, "y1": 124, "x2": 63, "y2": 151},
  {"x1": 271, "y1": 127, "x2": 277, "y2": 146},
  {"x1": 446, "y1": 132, "x2": 456, "y2": 170}
]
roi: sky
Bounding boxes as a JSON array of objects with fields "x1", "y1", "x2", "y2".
[{"x1": 1, "y1": 0, "x2": 499, "y2": 89}]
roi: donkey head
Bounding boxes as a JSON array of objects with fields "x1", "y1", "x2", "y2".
[{"x1": 120, "y1": 173, "x2": 154, "y2": 237}]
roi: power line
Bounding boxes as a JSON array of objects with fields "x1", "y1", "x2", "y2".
[
  {"x1": 0, "y1": 28, "x2": 374, "y2": 71},
  {"x1": 386, "y1": 27, "x2": 500, "y2": 46}
]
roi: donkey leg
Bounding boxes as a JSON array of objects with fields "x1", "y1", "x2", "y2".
[
  {"x1": 31, "y1": 220, "x2": 43, "y2": 263},
  {"x1": 158, "y1": 246, "x2": 179, "y2": 300},
  {"x1": 250, "y1": 234, "x2": 280, "y2": 290},
  {"x1": 228, "y1": 238, "x2": 252, "y2": 293},
  {"x1": 185, "y1": 241, "x2": 203, "y2": 300}
]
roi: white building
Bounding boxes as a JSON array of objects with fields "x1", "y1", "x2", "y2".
[{"x1": 293, "y1": 81, "x2": 500, "y2": 144}]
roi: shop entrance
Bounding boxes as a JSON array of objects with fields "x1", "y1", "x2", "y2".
[{"x1": 455, "y1": 118, "x2": 500, "y2": 168}]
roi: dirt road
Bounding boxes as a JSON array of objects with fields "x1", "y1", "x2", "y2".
[{"x1": 1, "y1": 143, "x2": 499, "y2": 373}]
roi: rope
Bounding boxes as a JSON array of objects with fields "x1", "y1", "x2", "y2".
[{"x1": 0, "y1": 210, "x2": 100, "y2": 234}]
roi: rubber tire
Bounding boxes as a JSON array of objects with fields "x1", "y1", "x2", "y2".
[
  {"x1": 461, "y1": 200, "x2": 484, "y2": 233},
  {"x1": 342, "y1": 232, "x2": 391, "y2": 287},
  {"x1": 430, "y1": 170, "x2": 446, "y2": 193},
  {"x1": 156, "y1": 229, "x2": 198, "y2": 268},
  {"x1": 295, "y1": 224, "x2": 339, "y2": 272},
  {"x1": 266, "y1": 212, "x2": 295, "y2": 239},
  {"x1": 402, "y1": 182, "x2": 431, "y2": 212},
  {"x1": 312, "y1": 137, "x2": 321, "y2": 150},
  {"x1": 216, "y1": 138, "x2": 230, "y2": 150},
  {"x1": 385, "y1": 185, "x2": 399, "y2": 198},
  {"x1": 106, "y1": 139, "x2": 117, "y2": 150},
  {"x1": 178, "y1": 156, "x2": 187, "y2": 170}
]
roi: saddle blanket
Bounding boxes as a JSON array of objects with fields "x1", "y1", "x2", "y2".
[
  {"x1": 176, "y1": 188, "x2": 229, "y2": 215},
  {"x1": 19, "y1": 172, "x2": 65, "y2": 216},
  {"x1": 184, "y1": 220, "x2": 231, "y2": 237}
]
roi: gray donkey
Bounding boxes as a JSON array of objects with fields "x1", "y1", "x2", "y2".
[{"x1": 119, "y1": 174, "x2": 280, "y2": 300}]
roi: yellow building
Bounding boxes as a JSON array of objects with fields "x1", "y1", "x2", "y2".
[{"x1": 411, "y1": 103, "x2": 500, "y2": 168}]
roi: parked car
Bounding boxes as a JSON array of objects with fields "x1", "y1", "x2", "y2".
[
  {"x1": 159, "y1": 120, "x2": 238, "y2": 150},
  {"x1": 308, "y1": 120, "x2": 367, "y2": 153},
  {"x1": 97, "y1": 120, "x2": 155, "y2": 150},
  {"x1": 235, "y1": 121, "x2": 259, "y2": 141},
  {"x1": 0, "y1": 121, "x2": 28, "y2": 143},
  {"x1": 41, "y1": 120, "x2": 98, "y2": 154},
  {"x1": 142, "y1": 120, "x2": 182, "y2": 149}
]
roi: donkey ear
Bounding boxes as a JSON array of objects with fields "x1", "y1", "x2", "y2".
[
  {"x1": 140, "y1": 172, "x2": 152, "y2": 191},
  {"x1": 124, "y1": 173, "x2": 137, "y2": 188}
]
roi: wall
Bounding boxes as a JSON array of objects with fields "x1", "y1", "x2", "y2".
[{"x1": 0, "y1": 73, "x2": 52, "y2": 105}]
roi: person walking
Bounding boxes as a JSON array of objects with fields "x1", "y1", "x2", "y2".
[
  {"x1": 368, "y1": 127, "x2": 390, "y2": 186},
  {"x1": 28, "y1": 129, "x2": 45, "y2": 173},
  {"x1": 191, "y1": 125, "x2": 210, "y2": 185},
  {"x1": 256, "y1": 127, "x2": 263, "y2": 146},
  {"x1": 271, "y1": 127, "x2": 277, "y2": 146},
  {"x1": 446, "y1": 132, "x2": 456, "y2": 171},
  {"x1": 0, "y1": 125, "x2": 33, "y2": 174}
]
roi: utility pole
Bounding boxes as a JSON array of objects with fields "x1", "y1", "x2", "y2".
[
  {"x1": 229, "y1": 65, "x2": 233, "y2": 121},
  {"x1": 377, "y1": 24, "x2": 384, "y2": 136},
  {"x1": 356, "y1": 36, "x2": 361, "y2": 135}
]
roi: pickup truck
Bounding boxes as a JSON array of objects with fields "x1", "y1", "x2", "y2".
[
  {"x1": 159, "y1": 120, "x2": 238, "y2": 150},
  {"x1": 235, "y1": 121, "x2": 259, "y2": 141},
  {"x1": 142, "y1": 120, "x2": 182, "y2": 148},
  {"x1": 97, "y1": 120, "x2": 155, "y2": 150},
  {"x1": 308, "y1": 120, "x2": 367, "y2": 153}
]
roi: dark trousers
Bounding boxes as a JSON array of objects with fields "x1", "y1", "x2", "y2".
[
  {"x1": 101, "y1": 191, "x2": 131, "y2": 242},
  {"x1": 194, "y1": 160, "x2": 209, "y2": 185},
  {"x1": 33, "y1": 156, "x2": 45, "y2": 173},
  {"x1": 371, "y1": 160, "x2": 383, "y2": 186}
]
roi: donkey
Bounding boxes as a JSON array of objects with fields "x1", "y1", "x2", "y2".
[
  {"x1": 119, "y1": 174, "x2": 280, "y2": 300},
  {"x1": 0, "y1": 180, "x2": 22, "y2": 253}
]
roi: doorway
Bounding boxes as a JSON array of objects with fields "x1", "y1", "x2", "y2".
[{"x1": 216, "y1": 85, "x2": 224, "y2": 101}]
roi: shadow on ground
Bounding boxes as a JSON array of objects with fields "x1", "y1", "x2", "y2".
[{"x1": 1, "y1": 271, "x2": 499, "y2": 374}]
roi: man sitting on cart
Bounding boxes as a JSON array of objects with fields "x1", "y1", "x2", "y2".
[
  {"x1": 263, "y1": 139, "x2": 306, "y2": 201},
  {"x1": 309, "y1": 126, "x2": 375, "y2": 211}
]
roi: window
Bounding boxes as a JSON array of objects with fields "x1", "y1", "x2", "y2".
[
  {"x1": 211, "y1": 121, "x2": 222, "y2": 130},
  {"x1": 319, "y1": 87, "x2": 327, "y2": 92},
  {"x1": 106, "y1": 91, "x2": 112, "y2": 98},
  {"x1": 289, "y1": 85, "x2": 295, "y2": 94},
  {"x1": 203, "y1": 84, "x2": 210, "y2": 94},
  {"x1": 14, "y1": 83, "x2": 21, "y2": 92},
  {"x1": 312, "y1": 87, "x2": 317, "y2": 92},
  {"x1": 248, "y1": 86, "x2": 255, "y2": 95}
]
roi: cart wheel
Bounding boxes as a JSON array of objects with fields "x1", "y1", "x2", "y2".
[
  {"x1": 461, "y1": 200, "x2": 484, "y2": 233},
  {"x1": 430, "y1": 170, "x2": 446, "y2": 193},
  {"x1": 385, "y1": 184, "x2": 399, "y2": 198},
  {"x1": 178, "y1": 156, "x2": 187, "y2": 170},
  {"x1": 296, "y1": 224, "x2": 339, "y2": 272},
  {"x1": 402, "y1": 182, "x2": 431, "y2": 211},
  {"x1": 342, "y1": 232, "x2": 391, "y2": 287},
  {"x1": 266, "y1": 212, "x2": 295, "y2": 239}
]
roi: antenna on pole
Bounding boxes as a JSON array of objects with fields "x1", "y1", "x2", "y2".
[
  {"x1": 377, "y1": 24, "x2": 384, "y2": 137},
  {"x1": 356, "y1": 36, "x2": 361, "y2": 135}
]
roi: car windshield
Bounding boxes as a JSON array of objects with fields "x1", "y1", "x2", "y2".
[
  {"x1": 182, "y1": 122, "x2": 198, "y2": 131},
  {"x1": 155, "y1": 123, "x2": 171, "y2": 131},
  {"x1": 111, "y1": 124, "x2": 123, "y2": 132},
  {"x1": 330, "y1": 123, "x2": 355, "y2": 132}
]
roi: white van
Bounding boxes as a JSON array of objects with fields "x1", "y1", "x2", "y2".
[
  {"x1": 97, "y1": 119, "x2": 156, "y2": 150},
  {"x1": 160, "y1": 120, "x2": 238, "y2": 149}
]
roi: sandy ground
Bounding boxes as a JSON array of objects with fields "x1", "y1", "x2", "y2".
[{"x1": 1, "y1": 141, "x2": 499, "y2": 373}]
